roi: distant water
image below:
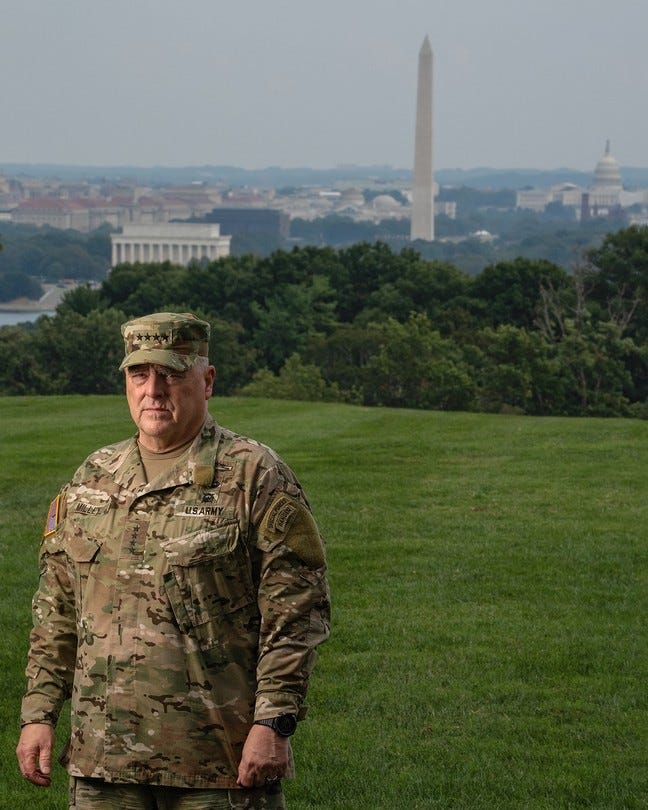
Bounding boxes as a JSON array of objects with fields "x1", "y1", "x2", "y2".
[{"x1": 0, "y1": 311, "x2": 55, "y2": 326}]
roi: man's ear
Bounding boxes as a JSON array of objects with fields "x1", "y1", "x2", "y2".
[{"x1": 205, "y1": 365, "x2": 216, "y2": 399}]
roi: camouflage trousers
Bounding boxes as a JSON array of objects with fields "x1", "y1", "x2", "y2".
[{"x1": 69, "y1": 777, "x2": 286, "y2": 810}]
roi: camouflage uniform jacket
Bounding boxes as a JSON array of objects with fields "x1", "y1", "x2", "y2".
[{"x1": 21, "y1": 414, "x2": 330, "y2": 789}]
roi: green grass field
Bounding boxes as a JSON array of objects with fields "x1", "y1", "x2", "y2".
[{"x1": 1, "y1": 396, "x2": 647, "y2": 809}]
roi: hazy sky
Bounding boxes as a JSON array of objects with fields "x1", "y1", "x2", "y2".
[{"x1": 3, "y1": 0, "x2": 647, "y2": 171}]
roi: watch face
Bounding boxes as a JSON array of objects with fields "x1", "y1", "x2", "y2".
[{"x1": 275, "y1": 714, "x2": 297, "y2": 735}]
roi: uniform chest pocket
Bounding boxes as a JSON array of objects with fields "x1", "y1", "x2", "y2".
[{"x1": 161, "y1": 521, "x2": 255, "y2": 630}]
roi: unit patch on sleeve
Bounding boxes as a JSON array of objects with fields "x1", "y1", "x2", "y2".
[
  {"x1": 265, "y1": 495, "x2": 299, "y2": 534},
  {"x1": 260, "y1": 494, "x2": 327, "y2": 569}
]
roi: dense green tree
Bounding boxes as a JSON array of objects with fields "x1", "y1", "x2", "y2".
[
  {"x1": 362, "y1": 313, "x2": 476, "y2": 411},
  {"x1": 0, "y1": 325, "x2": 47, "y2": 394},
  {"x1": 412, "y1": 236, "x2": 499, "y2": 276},
  {"x1": 359, "y1": 256, "x2": 476, "y2": 335},
  {"x1": 469, "y1": 325, "x2": 566, "y2": 415},
  {"x1": 57, "y1": 283, "x2": 103, "y2": 315},
  {"x1": 586, "y1": 225, "x2": 648, "y2": 344},
  {"x1": 207, "y1": 317, "x2": 258, "y2": 396},
  {"x1": 203, "y1": 254, "x2": 266, "y2": 330},
  {"x1": 535, "y1": 272, "x2": 638, "y2": 415},
  {"x1": 0, "y1": 271, "x2": 43, "y2": 302},
  {"x1": 303, "y1": 323, "x2": 380, "y2": 397},
  {"x1": 100, "y1": 262, "x2": 191, "y2": 314},
  {"x1": 30, "y1": 308, "x2": 126, "y2": 394},
  {"x1": 99, "y1": 263, "x2": 155, "y2": 307},
  {"x1": 0, "y1": 225, "x2": 110, "y2": 281},
  {"x1": 239, "y1": 354, "x2": 349, "y2": 403},
  {"x1": 551, "y1": 322, "x2": 636, "y2": 416},
  {"x1": 470, "y1": 258, "x2": 570, "y2": 329},
  {"x1": 250, "y1": 275, "x2": 338, "y2": 371},
  {"x1": 330, "y1": 241, "x2": 410, "y2": 322},
  {"x1": 1, "y1": 235, "x2": 645, "y2": 417}
]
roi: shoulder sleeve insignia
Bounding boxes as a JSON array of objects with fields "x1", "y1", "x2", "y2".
[
  {"x1": 265, "y1": 495, "x2": 299, "y2": 534},
  {"x1": 43, "y1": 495, "x2": 61, "y2": 537},
  {"x1": 260, "y1": 494, "x2": 326, "y2": 570}
]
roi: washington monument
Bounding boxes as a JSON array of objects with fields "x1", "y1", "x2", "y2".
[{"x1": 410, "y1": 35, "x2": 434, "y2": 241}]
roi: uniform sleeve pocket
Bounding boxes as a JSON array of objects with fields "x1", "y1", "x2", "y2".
[{"x1": 67, "y1": 536, "x2": 101, "y2": 563}]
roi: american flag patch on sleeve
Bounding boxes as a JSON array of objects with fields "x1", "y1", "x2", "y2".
[{"x1": 44, "y1": 496, "x2": 60, "y2": 536}]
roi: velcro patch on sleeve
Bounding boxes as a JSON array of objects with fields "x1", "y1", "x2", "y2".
[
  {"x1": 261, "y1": 494, "x2": 326, "y2": 570},
  {"x1": 193, "y1": 464, "x2": 215, "y2": 486}
]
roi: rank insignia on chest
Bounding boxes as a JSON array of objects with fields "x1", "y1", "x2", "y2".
[{"x1": 44, "y1": 495, "x2": 60, "y2": 537}]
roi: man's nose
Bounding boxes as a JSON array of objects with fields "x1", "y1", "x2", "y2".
[{"x1": 143, "y1": 370, "x2": 167, "y2": 396}]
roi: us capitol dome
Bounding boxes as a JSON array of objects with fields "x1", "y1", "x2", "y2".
[
  {"x1": 591, "y1": 140, "x2": 622, "y2": 193},
  {"x1": 588, "y1": 140, "x2": 623, "y2": 212}
]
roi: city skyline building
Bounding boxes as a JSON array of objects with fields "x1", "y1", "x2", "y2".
[
  {"x1": 110, "y1": 223, "x2": 230, "y2": 267},
  {"x1": 410, "y1": 35, "x2": 434, "y2": 241},
  {"x1": 515, "y1": 140, "x2": 648, "y2": 223}
]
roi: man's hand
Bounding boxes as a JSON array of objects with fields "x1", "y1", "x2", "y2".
[
  {"x1": 237, "y1": 722, "x2": 290, "y2": 788},
  {"x1": 16, "y1": 722, "x2": 54, "y2": 787}
]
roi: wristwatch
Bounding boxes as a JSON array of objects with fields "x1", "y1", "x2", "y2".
[{"x1": 254, "y1": 713, "x2": 298, "y2": 737}]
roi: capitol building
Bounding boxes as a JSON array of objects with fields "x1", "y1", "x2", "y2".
[{"x1": 516, "y1": 141, "x2": 648, "y2": 223}]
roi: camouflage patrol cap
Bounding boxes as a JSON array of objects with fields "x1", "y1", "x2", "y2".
[{"x1": 119, "y1": 312, "x2": 211, "y2": 371}]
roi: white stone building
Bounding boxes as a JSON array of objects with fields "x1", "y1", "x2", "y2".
[
  {"x1": 516, "y1": 141, "x2": 644, "y2": 219},
  {"x1": 111, "y1": 223, "x2": 230, "y2": 267}
]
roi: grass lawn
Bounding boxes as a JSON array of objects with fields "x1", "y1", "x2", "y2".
[{"x1": 1, "y1": 396, "x2": 647, "y2": 809}]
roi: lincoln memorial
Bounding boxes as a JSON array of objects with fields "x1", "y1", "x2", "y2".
[{"x1": 111, "y1": 223, "x2": 231, "y2": 267}]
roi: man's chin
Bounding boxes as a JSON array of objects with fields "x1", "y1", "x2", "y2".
[
  {"x1": 139, "y1": 416, "x2": 173, "y2": 436},
  {"x1": 140, "y1": 411, "x2": 171, "y2": 423}
]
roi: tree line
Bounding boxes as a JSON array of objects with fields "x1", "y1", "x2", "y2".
[
  {"x1": 0, "y1": 192, "x2": 629, "y2": 291},
  {"x1": 1, "y1": 226, "x2": 646, "y2": 417},
  {"x1": 0, "y1": 224, "x2": 111, "y2": 297}
]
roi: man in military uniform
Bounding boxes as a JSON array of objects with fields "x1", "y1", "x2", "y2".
[{"x1": 16, "y1": 312, "x2": 330, "y2": 809}]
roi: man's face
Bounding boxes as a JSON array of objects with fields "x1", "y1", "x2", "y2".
[{"x1": 125, "y1": 362, "x2": 215, "y2": 452}]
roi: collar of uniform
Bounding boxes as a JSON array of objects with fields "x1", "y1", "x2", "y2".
[{"x1": 86, "y1": 415, "x2": 225, "y2": 500}]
